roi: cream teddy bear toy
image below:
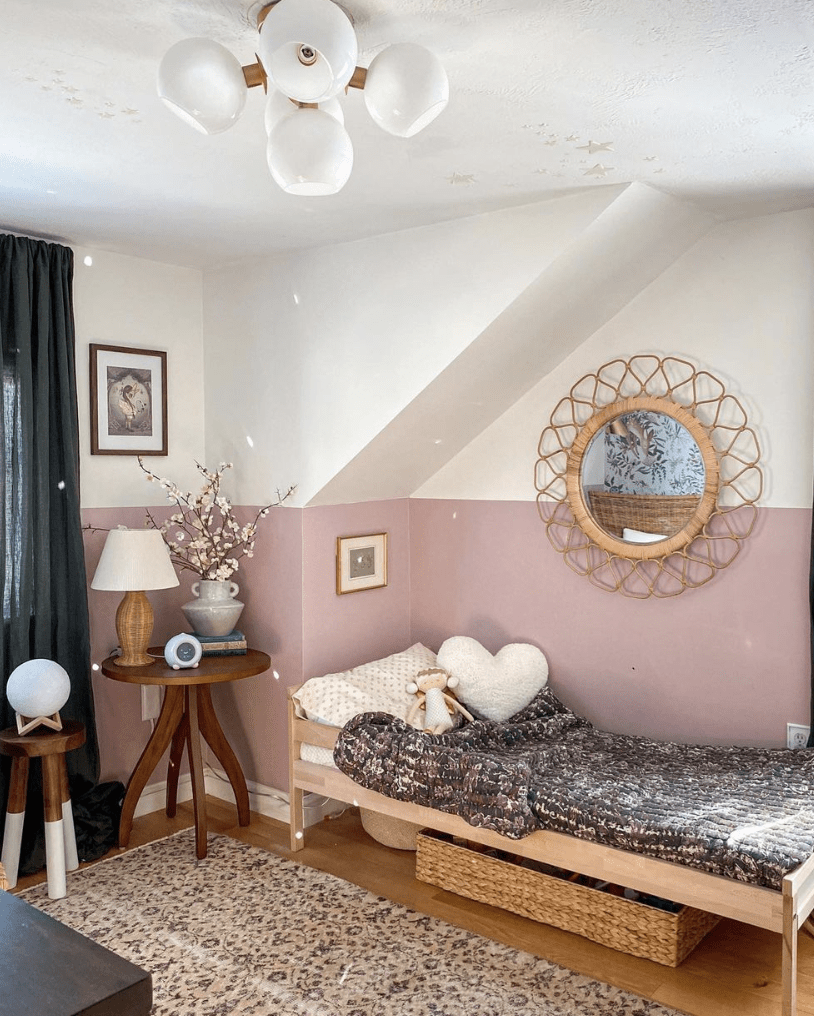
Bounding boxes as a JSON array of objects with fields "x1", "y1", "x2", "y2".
[{"x1": 406, "y1": 667, "x2": 473, "y2": 735}]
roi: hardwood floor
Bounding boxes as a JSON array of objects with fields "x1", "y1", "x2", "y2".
[{"x1": 12, "y1": 799, "x2": 814, "y2": 1016}]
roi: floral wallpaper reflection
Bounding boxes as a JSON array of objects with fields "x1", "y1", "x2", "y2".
[{"x1": 605, "y1": 411, "x2": 704, "y2": 495}]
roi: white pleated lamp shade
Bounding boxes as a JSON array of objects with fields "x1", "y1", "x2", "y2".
[
  {"x1": 267, "y1": 107, "x2": 353, "y2": 195},
  {"x1": 264, "y1": 90, "x2": 344, "y2": 136},
  {"x1": 91, "y1": 529, "x2": 180, "y2": 592},
  {"x1": 157, "y1": 37, "x2": 247, "y2": 135},
  {"x1": 258, "y1": 0, "x2": 358, "y2": 104},
  {"x1": 363, "y1": 43, "x2": 449, "y2": 138}
]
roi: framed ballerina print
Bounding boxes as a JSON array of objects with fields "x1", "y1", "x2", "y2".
[{"x1": 89, "y1": 344, "x2": 168, "y2": 455}]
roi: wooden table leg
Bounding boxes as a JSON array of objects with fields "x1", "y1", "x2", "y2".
[
  {"x1": 198, "y1": 685, "x2": 250, "y2": 827},
  {"x1": 166, "y1": 712, "x2": 189, "y2": 818},
  {"x1": 119, "y1": 685, "x2": 184, "y2": 849},
  {"x1": 186, "y1": 687, "x2": 207, "y2": 860}
]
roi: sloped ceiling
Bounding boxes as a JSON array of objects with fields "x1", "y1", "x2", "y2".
[
  {"x1": 1, "y1": 0, "x2": 812, "y2": 269},
  {"x1": 309, "y1": 183, "x2": 714, "y2": 505}
]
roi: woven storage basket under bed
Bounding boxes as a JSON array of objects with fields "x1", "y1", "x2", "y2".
[
  {"x1": 415, "y1": 830, "x2": 720, "y2": 966},
  {"x1": 0, "y1": 863, "x2": 8, "y2": 891}
]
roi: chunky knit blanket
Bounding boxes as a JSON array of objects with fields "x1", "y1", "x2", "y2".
[{"x1": 333, "y1": 687, "x2": 814, "y2": 890}]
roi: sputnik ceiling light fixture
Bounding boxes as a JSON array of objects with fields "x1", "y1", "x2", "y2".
[{"x1": 157, "y1": 0, "x2": 449, "y2": 196}]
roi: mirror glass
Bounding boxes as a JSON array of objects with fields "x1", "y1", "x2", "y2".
[{"x1": 580, "y1": 410, "x2": 705, "y2": 544}]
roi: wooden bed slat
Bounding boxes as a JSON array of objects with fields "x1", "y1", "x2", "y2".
[{"x1": 293, "y1": 758, "x2": 783, "y2": 932}]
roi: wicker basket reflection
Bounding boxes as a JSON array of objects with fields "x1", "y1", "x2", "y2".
[{"x1": 586, "y1": 489, "x2": 700, "y2": 540}]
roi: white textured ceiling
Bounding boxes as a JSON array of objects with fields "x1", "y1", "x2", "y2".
[{"x1": 1, "y1": 0, "x2": 812, "y2": 269}]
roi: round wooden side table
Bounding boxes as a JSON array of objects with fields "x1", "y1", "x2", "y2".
[
  {"x1": 0, "y1": 720, "x2": 86, "y2": 899},
  {"x1": 101, "y1": 649, "x2": 270, "y2": 860}
]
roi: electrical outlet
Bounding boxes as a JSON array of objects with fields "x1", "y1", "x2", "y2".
[
  {"x1": 786, "y1": 723, "x2": 810, "y2": 749},
  {"x1": 141, "y1": 684, "x2": 162, "y2": 722}
]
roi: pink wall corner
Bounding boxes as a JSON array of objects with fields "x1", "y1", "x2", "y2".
[
  {"x1": 302, "y1": 500, "x2": 412, "y2": 681},
  {"x1": 83, "y1": 506, "x2": 192, "y2": 784},
  {"x1": 408, "y1": 499, "x2": 812, "y2": 749},
  {"x1": 206, "y1": 505, "x2": 304, "y2": 793}
]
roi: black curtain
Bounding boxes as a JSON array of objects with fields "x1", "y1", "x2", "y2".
[{"x1": 0, "y1": 234, "x2": 101, "y2": 872}]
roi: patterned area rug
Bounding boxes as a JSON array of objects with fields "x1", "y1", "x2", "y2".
[{"x1": 21, "y1": 830, "x2": 683, "y2": 1015}]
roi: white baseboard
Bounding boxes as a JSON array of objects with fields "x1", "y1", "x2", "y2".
[
  {"x1": 132, "y1": 768, "x2": 345, "y2": 828},
  {"x1": 133, "y1": 774, "x2": 194, "y2": 819}
]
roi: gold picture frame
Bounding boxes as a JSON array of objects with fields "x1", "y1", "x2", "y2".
[{"x1": 336, "y1": 533, "x2": 388, "y2": 594}]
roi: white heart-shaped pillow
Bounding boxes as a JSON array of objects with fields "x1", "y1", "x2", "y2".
[{"x1": 437, "y1": 636, "x2": 548, "y2": 721}]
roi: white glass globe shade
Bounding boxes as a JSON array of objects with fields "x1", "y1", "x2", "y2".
[
  {"x1": 258, "y1": 0, "x2": 357, "y2": 103},
  {"x1": 157, "y1": 38, "x2": 247, "y2": 135},
  {"x1": 364, "y1": 43, "x2": 449, "y2": 138},
  {"x1": 6, "y1": 660, "x2": 71, "y2": 718},
  {"x1": 264, "y1": 90, "x2": 343, "y2": 136},
  {"x1": 267, "y1": 107, "x2": 353, "y2": 196}
]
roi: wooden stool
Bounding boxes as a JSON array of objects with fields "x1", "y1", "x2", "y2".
[{"x1": 0, "y1": 720, "x2": 85, "y2": 899}]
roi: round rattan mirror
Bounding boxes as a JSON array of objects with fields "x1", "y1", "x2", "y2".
[{"x1": 535, "y1": 356, "x2": 762, "y2": 598}]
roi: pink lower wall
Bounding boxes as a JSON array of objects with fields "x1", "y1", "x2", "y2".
[
  {"x1": 82, "y1": 496, "x2": 811, "y2": 799},
  {"x1": 408, "y1": 499, "x2": 812, "y2": 748},
  {"x1": 302, "y1": 500, "x2": 412, "y2": 680},
  {"x1": 82, "y1": 499, "x2": 412, "y2": 793}
]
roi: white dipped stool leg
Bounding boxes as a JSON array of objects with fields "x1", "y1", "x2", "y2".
[
  {"x1": 42, "y1": 755, "x2": 67, "y2": 899},
  {"x1": 1, "y1": 812, "x2": 24, "y2": 889},
  {"x1": 1, "y1": 756, "x2": 29, "y2": 889},
  {"x1": 62, "y1": 800, "x2": 79, "y2": 872},
  {"x1": 44, "y1": 819, "x2": 67, "y2": 899},
  {"x1": 59, "y1": 756, "x2": 79, "y2": 872}
]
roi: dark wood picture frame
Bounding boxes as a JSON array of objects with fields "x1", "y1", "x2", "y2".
[{"x1": 90, "y1": 343, "x2": 168, "y2": 456}]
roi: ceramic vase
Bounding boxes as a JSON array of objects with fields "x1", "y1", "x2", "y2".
[{"x1": 181, "y1": 579, "x2": 244, "y2": 638}]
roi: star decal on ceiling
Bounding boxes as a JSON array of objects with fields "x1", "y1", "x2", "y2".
[
  {"x1": 565, "y1": 134, "x2": 579, "y2": 142},
  {"x1": 583, "y1": 164, "x2": 613, "y2": 177},
  {"x1": 447, "y1": 173, "x2": 476, "y2": 185},
  {"x1": 535, "y1": 168, "x2": 549, "y2": 174},
  {"x1": 122, "y1": 108, "x2": 139, "y2": 116},
  {"x1": 577, "y1": 140, "x2": 613, "y2": 154},
  {"x1": 544, "y1": 138, "x2": 558, "y2": 146},
  {"x1": 98, "y1": 111, "x2": 115, "y2": 119},
  {"x1": 62, "y1": 85, "x2": 80, "y2": 95},
  {"x1": 643, "y1": 155, "x2": 658, "y2": 162},
  {"x1": 66, "y1": 97, "x2": 84, "y2": 107}
]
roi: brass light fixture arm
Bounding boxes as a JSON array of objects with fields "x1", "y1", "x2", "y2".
[{"x1": 242, "y1": 61, "x2": 367, "y2": 91}]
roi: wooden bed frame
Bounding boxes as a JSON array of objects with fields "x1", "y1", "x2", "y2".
[{"x1": 287, "y1": 688, "x2": 814, "y2": 1016}]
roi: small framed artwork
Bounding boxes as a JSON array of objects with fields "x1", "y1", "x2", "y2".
[
  {"x1": 336, "y1": 533, "x2": 388, "y2": 594},
  {"x1": 90, "y1": 344, "x2": 168, "y2": 455}
]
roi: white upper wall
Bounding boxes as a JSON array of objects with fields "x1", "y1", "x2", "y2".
[
  {"x1": 201, "y1": 191, "x2": 628, "y2": 507},
  {"x1": 312, "y1": 184, "x2": 713, "y2": 506},
  {"x1": 75, "y1": 247, "x2": 205, "y2": 509},
  {"x1": 415, "y1": 208, "x2": 814, "y2": 507}
]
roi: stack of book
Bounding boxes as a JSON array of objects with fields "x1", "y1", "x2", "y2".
[{"x1": 197, "y1": 630, "x2": 247, "y2": 656}]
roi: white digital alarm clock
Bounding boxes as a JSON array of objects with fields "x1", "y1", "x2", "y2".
[{"x1": 164, "y1": 633, "x2": 203, "y2": 670}]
